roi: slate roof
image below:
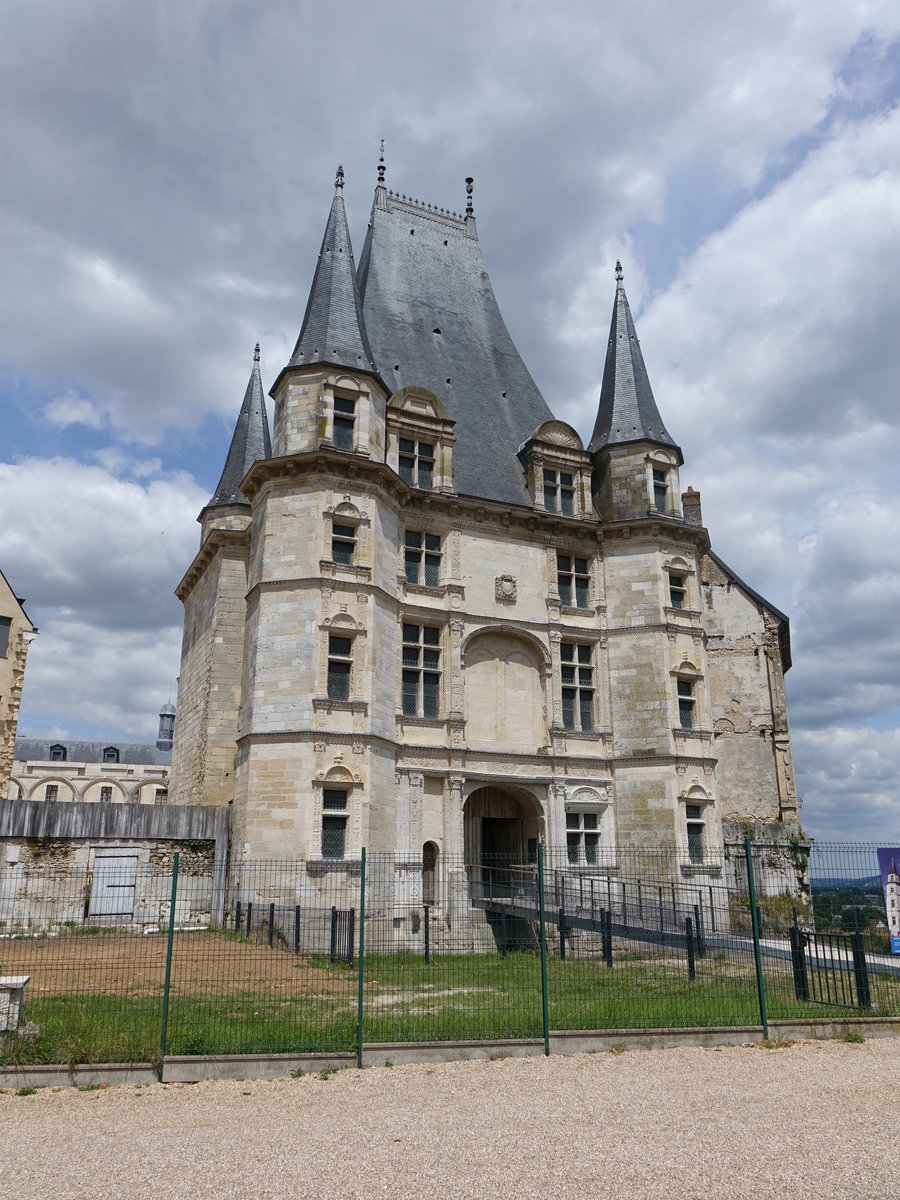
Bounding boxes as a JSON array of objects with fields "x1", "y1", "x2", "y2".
[
  {"x1": 13, "y1": 738, "x2": 171, "y2": 767},
  {"x1": 289, "y1": 171, "x2": 377, "y2": 375},
  {"x1": 209, "y1": 346, "x2": 273, "y2": 508},
  {"x1": 357, "y1": 188, "x2": 554, "y2": 506},
  {"x1": 588, "y1": 268, "x2": 682, "y2": 463}
]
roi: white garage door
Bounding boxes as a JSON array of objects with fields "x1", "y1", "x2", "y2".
[{"x1": 89, "y1": 854, "x2": 138, "y2": 917}]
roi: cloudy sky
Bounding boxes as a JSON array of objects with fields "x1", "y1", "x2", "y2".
[{"x1": 2, "y1": 0, "x2": 899, "y2": 841}]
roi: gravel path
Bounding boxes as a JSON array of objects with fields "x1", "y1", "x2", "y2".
[{"x1": 1, "y1": 1038, "x2": 896, "y2": 1199}]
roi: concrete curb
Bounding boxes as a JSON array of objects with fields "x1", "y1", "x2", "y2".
[{"x1": 3, "y1": 1016, "x2": 899, "y2": 1089}]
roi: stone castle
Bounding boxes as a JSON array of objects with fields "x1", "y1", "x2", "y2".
[{"x1": 170, "y1": 161, "x2": 799, "y2": 875}]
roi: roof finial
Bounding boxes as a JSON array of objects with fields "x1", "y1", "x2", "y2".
[
  {"x1": 335, "y1": 164, "x2": 344, "y2": 192},
  {"x1": 465, "y1": 176, "x2": 474, "y2": 217},
  {"x1": 377, "y1": 139, "x2": 386, "y2": 186},
  {"x1": 615, "y1": 259, "x2": 624, "y2": 285},
  {"x1": 253, "y1": 342, "x2": 260, "y2": 365}
]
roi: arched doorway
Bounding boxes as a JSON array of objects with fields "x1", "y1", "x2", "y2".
[
  {"x1": 422, "y1": 841, "x2": 438, "y2": 906},
  {"x1": 464, "y1": 785, "x2": 541, "y2": 896}
]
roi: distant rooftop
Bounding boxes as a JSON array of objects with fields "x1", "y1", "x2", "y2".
[{"x1": 13, "y1": 738, "x2": 171, "y2": 767}]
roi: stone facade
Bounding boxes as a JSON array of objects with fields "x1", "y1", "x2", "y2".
[
  {"x1": 171, "y1": 171, "x2": 799, "y2": 891},
  {"x1": 0, "y1": 567, "x2": 36, "y2": 803}
]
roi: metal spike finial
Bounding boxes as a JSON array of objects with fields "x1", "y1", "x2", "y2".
[
  {"x1": 465, "y1": 176, "x2": 474, "y2": 217},
  {"x1": 335, "y1": 164, "x2": 344, "y2": 191},
  {"x1": 253, "y1": 342, "x2": 260, "y2": 365},
  {"x1": 377, "y1": 140, "x2": 385, "y2": 185},
  {"x1": 615, "y1": 259, "x2": 624, "y2": 284}
]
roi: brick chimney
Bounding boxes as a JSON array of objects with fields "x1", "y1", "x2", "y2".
[{"x1": 682, "y1": 486, "x2": 702, "y2": 527}]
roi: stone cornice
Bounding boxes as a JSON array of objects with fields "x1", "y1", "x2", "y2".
[{"x1": 175, "y1": 528, "x2": 249, "y2": 601}]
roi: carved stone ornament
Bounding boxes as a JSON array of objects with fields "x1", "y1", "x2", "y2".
[
  {"x1": 495, "y1": 574, "x2": 517, "y2": 603},
  {"x1": 568, "y1": 785, "x2": 610, "y2": 807}
]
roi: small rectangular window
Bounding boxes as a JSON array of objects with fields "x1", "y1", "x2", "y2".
[
  {"x1": 669, "y1": 575, "x2": 686, "y2": 609},
  {"x1": 0, "y1": 616, "x2": 11, "y2": 658},
  {"x1": 401, "y1": 623, "x2": 441, "y2": 718},
  {"x1": 100, "y1": 786, "x2": 112, "y2": 803},
  {"x1": 687, "y1": 820, "x2": 704, "y2": 863},
  {"x1": 652, "y1": 467, "x2": 667, "y2": 513},
  {"x1": 327, "y1": 635, "x2": 352, "y2": 700},
  {"x1": 156, "y1": 788, "x2": 168, "y2": 804},
  {"x1": 45, "y1": 784, "x2": 58, "y2": 802},
  {"x1": 557, "y1": 554, "x2": 590, "y2": 609},
  {"x1": 322, "y1": 789, "x2": 347, "y2": 858},
  {"x1": 404, "y1": 530, "x2": 441, "y2": 586},
  {"x1": 333, "y1": 396, "x2": 356, "y2": 450},
  {"x1": 332, "y1": 523, "x2": 356, "y2": 565},
  {"x1": 677, "y1": 680, "x2": 695, "y2": 729}
]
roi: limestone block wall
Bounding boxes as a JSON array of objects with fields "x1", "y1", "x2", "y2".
[
  {"x1": 592, "y1": 443, "x2": 681, "y2": 522},
  {"x1": 701, "y1": 554, "x2": 798, "y2": 826},
  {"x1": 272, "y1": 368, "x2": 387, "y2": 461},
  {"x1": 171, "y1": 540, "x2": 249, "y2": 808}
]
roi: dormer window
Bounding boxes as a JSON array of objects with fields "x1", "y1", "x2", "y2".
[
  {"x1": 333, "y1": 395, "x2": 356, "y2": 450},
  {"x1": 103, "y1": 747, "x2": 120, "y2": 764},
  {"x1": 399, "y1": 438, "x2": 434, "y2": 489},
  {"x1": 49, "y1": 744, "x2": 66, "y2": 762},
  {"x1": 386, "y1": 387, "x2": 455, "y2": 493},
  {"x1": 543, "y1": 470, "x2": 574, "y2": 516},
  {"x1": 518, "y1": 420, "x2": 590, "y2": 518}
]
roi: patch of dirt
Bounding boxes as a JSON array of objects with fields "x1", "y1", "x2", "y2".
[{"x1": 0, "y1": 932, "x2": 357, "y2": 998}]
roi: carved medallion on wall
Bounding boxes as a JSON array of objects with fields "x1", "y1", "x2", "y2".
[{"x1": 495, "y1": 574, "x2": 517, "y2": 603}]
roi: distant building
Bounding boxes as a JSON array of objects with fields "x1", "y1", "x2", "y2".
[
  {"x1": 171, "y1": 162, "x2": 799, "y2": 874},
  {"x1": 9, "y1": 705, "x2": 174, "y2": 804},
  {"x1": 0, "y1": 567, "x2": 36, "y2": 803}
]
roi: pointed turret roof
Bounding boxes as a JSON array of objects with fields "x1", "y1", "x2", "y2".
[
  {"x1": 588, "y1": 263, "x2": 682, "y2": 463},
  {"x1": 209, "y1": 344, "x2": 273, "y2": 508},
  {"x1": 289, "y1": 166, "x2": 376, "y2": 374}
]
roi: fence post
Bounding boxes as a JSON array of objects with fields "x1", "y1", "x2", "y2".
[
  {"x1": 499, "y1": 906, "x2": 507, "y2": 960},
  {"x1": 744, "y1": 835, "x2": 769, "y2": 1039},
  {"x1": 158, "y1": 851, "x2": 179, "y2": 1084},
  {"x1": 424, "y1": 904, "x2": 430, "y2": 964},
  {"x1": 537, "y1": 843, "x2": 550, "y2": 1057},
  {"x1": 356, "y1": 847, "x2": 366, "y2": 1070},
  {"x1": 602, "y1": 909, "x2": 613, "y2": 968},
  {"x1": 789, "y1": 919, "x2": 809, "y2": 1001},
  {"x1": 268, "y1": 902, "x2": 275, "y2": 948},
  {"x1": 246, "y1": 901, "x2": 252, "y2": 938},
  {"x1": 558, "y1": 904, "x2": 566, "y2": 961},
  {"x1": 294, "y1": 905, "x2": 301, "y2": 955},
  {"x1": 234, "y1": 901, "x2": 242, "y2": 933},
  {"x1": 694, "y1": 903, "x2": 705, "y2": 958},
  {"x1": 850, "y1": 930, "x2": 871, "y2": 1010},
  {"x1": 686, "y1": 916, "x2": 696, "y2": 981}
]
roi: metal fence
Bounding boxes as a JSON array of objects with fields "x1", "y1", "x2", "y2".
[{"x1": 1, "y1": 839, "x2": 898, "y2": 1072}]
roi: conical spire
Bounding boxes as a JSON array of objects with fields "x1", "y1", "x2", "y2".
[
  {"x1": 209, "y1": 344, "x2": 273, "y2": 508},
  {"x1": 289, "y1": 166, "x2": 376, "y2": 373},
  {"x1": 588, "y1": 262, "x2": 681, "y2": 463}
]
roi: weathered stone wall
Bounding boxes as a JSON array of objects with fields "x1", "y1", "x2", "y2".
[
  {"x1": 701, "y1": 554, "x2": 798, "y2": 828},
  {"x1": 170, "y1": 537, "x2": 249, "y2": 808}
]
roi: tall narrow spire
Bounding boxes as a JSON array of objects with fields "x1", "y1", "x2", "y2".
[
  {"x1": 209, "y1": 344, "x2": 273, "y2": 508},
  {"x1": 289, "y1": 166, "x2": 375, "y2": 374},
  {"x1": 588, "y1": 263, "x2": 682, "y2": 463}
]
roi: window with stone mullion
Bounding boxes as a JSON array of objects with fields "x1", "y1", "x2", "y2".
[
  {"x1": 399, "y1": 438, "x2": 435, "y2": 489},
  {"x1": 401, "y1": 623, "x2": 441, "y2": 718},
  {"x1": 557, "y1": 554, "x2": 589, "y2": 608},
  {"x1": 332, "y1": 523, "x2": 356, "y2": 565},
  {"x1": 561, "y1": 642, "x2": 594, "y2": 731},
  {"x1": 404, "y1": 531, "x2": 441, "y2": 586},
  {"x1": 543, "y1": 469, "x2": 574, "y2": 515}
]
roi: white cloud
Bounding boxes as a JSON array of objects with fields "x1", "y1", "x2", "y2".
[
  {"x1": 43, "y1": 391, "x2": 103, "y2": 430},
  {"x1": 794, "y1": 726, "x2": 900, "y2": 840}
]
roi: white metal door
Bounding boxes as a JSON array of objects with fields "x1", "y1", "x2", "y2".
[{"x1": 89, "y1": 855, "x2": 138, "y2": 917}]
